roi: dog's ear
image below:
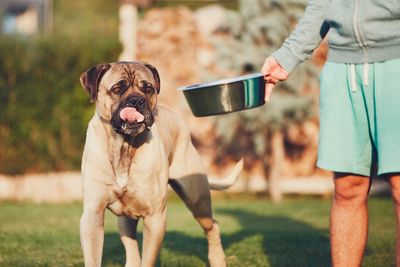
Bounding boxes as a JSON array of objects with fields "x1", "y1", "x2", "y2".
[
  {"x1": 142, "y1": 62, "x2": 160, "y2": 94},
  {"x1": 80, "y1": 63, "x2": 111, "y2": 103}
]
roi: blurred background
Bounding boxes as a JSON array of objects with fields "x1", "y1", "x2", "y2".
[
  {"x1": 0, "y1": 0, "x2": 335, "y2": 203},
  {"x1": 0, "y1": 1, "x2": 396, "y2": 266}
]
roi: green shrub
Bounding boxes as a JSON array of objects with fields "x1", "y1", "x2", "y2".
[{"x1": 0, "y1": 37, "x2": 120, "y2": 174}]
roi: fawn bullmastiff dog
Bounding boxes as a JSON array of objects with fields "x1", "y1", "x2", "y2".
[{"x1": 79, "y1": 61, "x2": 243, "y2": 267}]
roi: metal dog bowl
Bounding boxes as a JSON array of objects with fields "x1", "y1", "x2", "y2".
[{"x1": 179, "y1": 73, "x2": 266, "y2": 117}]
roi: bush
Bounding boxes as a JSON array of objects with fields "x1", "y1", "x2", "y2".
[{"x1": 0, "y1": 37, "x2": 120, "y2": 174}]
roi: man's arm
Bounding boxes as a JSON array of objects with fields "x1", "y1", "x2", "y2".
[
  {"x1": 271, "y1": 0, "x2": 331, "y2": 74},
  {"x1": 262, "y1": 0, "x2": 330, "y2": 101}
]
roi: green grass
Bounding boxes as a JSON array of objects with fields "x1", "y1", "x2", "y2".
[{"x1": 0, "y1": 194, "x2": 396, "y2": 267}]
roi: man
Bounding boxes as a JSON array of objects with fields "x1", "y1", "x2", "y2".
[{"x1": 261, "y1": 1, "x2": 400, "y2": 266}]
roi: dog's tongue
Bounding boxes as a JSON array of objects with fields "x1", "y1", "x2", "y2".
[{"x1": 120, "y1": 107, "x2": 145, "y2": 123}]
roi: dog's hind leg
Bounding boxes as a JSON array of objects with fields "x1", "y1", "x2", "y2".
[
  {"x1": 118, "y1": 216, "x2": 141, "y2": 267},
  {"x1": 169, "y1": 175, "x2": 226, "y2": 267}
]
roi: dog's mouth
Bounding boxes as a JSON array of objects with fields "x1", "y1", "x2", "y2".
[
  {"x1": 120, "y1": 107, "x2": 145, "y2": 124},
  {"x1": 111, "y1": 97, "x2": 154, "y2": 137}
]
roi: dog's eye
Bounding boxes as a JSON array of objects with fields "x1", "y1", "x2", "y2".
[
  {"x1": 111, "y1": 85, "x2": 121, "y2": 94},
  {"x1": 111, "y1": 80, "x2": 129, "y2": 95},
  {"x1": 144, "y1": 86, "x2": 153, "y2": 94},
  {"x1": 139, "y1": 80, "x2": 153, "y2": 94}
]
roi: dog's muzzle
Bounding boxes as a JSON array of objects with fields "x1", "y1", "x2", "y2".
[{"x1": 111, "y1": 96, "x2": 154, "y2": 137}]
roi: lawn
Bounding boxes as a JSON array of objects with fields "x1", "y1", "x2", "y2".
[{"x1": 0, "y1": 194, "x2": 396, "y2": 267}]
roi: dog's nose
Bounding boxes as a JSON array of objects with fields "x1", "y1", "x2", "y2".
[
  {"x1": 129, "y1": 96, "x2": 146, "y2": 108},
  {"x1": 138, "y1": 98, "x2": 145, "y2": 108}
]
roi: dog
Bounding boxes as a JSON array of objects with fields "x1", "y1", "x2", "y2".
[{"x1": 79, "y1": 61, "x2": 243, "y2": 267}]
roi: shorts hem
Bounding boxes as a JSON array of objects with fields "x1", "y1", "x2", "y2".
[
  {"x1": 317, "y1": 160, "x2": 371, "y2": 177},
  {"x1": 378, "y1": 168, "x2": 400, "y2": 176}
]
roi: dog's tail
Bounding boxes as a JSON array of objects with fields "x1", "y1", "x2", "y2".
[{"x1": 207, "y1": 159, "x2": 244, "y2": 190}]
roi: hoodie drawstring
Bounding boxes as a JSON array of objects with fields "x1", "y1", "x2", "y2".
[
  {"x1": 349, "y1": 63, "x2": 369, "y2": 93},
  {"x1": 350, "y1": 64, "x2": 357, "y2": 93},
  {"x1": 363, "y1": 62, "x2": 369, "y2": 86}
]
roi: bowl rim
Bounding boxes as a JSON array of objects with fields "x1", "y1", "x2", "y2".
[{"x1": 178, "y1": 72, "x2": 264, "y2": 91}]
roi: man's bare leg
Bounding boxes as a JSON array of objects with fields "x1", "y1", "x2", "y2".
[
  {"x1": 388, "y1": 173, "x2": 400, "y2": 267},
  {"x1": 331, "y1": 173, "x2": 370, "y2": 267}
]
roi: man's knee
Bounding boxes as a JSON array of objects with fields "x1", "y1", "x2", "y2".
[
  {"x1": 334, "y1": 173, "x2": 370, "y2": 205},
  {"x1": 388, "y1": 173, "x2": 400, "y2": 206}
]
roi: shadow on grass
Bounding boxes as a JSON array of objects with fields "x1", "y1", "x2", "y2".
[
  {"x1": 103, "y1": 207, "x2": 331, "y2": 267},
  {"x1": 218, "y1": 208, "x2": 331, "y2": 267},
  {"x1": 103, "y1": 231, "x2": 206, "y2": 267},
  {"x1": 103, "y1": 232, "x2": 125, "y2": 266}
]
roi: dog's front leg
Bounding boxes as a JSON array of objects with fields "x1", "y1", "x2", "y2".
[
  {"x1": 80, "y1": 204, "x2": 106, "y2": 267},
  {"x1": 141, "y1": 210, "x2": 167, "y2": 267}
]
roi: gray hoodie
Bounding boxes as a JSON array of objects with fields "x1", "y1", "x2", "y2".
[{"x1": 272, "y1": 0, "x2": 400, "y2": 73}]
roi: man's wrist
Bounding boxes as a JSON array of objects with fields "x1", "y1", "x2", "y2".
[{"x1": 271, "y1": 47, "x2": 301, "y2": 74}]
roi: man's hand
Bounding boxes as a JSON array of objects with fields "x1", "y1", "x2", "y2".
[{"x1": 261, "y1": 56, "x2": 289, "y2": 101}]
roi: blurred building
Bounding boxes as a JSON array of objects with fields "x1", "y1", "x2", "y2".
[{"x1": 0, "y1": 0, "x2": 53, "y2": 36}]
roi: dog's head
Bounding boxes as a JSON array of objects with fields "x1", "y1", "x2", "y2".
[{"x1": 80, "y1": 61, "x2": 160, "y2": 137}]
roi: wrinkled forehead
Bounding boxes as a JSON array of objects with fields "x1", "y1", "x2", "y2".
[{"x1": 101, "y1": 62, "x2": 155, "y2": 87}]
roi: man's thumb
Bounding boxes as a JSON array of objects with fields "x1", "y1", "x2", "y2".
[{"x1": 265, "y1": 82, "x2": 275, "y2": 102}]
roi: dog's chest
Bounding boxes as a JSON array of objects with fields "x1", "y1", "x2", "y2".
[
  {"x1": 106, "y1": 137, "x2": 165, "y2": 218},
  {"x1": 108, "y1": 185, "x2": 153, "y2": 218},
  {"x1": 110, "y1": 140, "x2": 136, "y2": 186}
]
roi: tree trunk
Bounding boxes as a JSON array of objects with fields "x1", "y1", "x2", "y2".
[
  {"x1": 118, "y1": 2, "x2": 138, "y2": 61},
  {"x1": 266, "y1": 130, "x2": 284, "y2": 203}
]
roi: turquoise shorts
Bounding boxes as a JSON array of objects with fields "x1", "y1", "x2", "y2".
[{"x1": 317, "y1": 58, "x2": 400, "y2": 176}]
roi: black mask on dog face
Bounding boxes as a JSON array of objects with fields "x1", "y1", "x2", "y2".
[{"x1": 110, "y1": 95, "x2": 154, "y2": 137}]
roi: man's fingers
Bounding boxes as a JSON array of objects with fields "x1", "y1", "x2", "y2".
[
  {"x1": 261, "y1": 56, "x2": 289, "y2": 102},
  {"x1": 264, "y1": 82, "x2": 275, "y2": 102},
  {"x1": 264, "y1": 75, "x2": 279, "y2": 84}
]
